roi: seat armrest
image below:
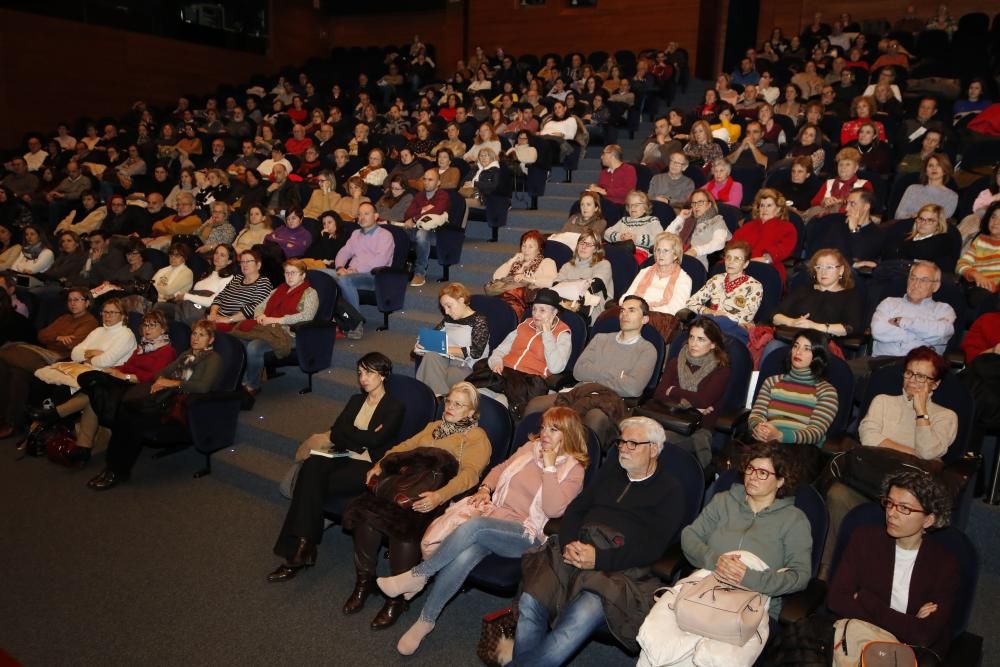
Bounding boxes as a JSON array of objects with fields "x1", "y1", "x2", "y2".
[
  {"x1": 714, "y1": 408, "x2": 749, "y2": 434},
  {"x1": 290, "y1": 320, "x2": 338, "y2": 333},
  {"x1": 651, "y1": 543, "x2": 693, "y2": 584},
  {"x1": 778, "y1": 579, "x2": 828, "y2": 624},
  {"x1": 945, "y1": 350, "x2": 965, "y2": 370},
  {"x1": 371, "y1": 266, "x2": 409, "y2": 276}
]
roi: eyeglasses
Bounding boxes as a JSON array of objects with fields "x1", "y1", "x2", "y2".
[
  {"x1": 813, "y1": 264, "x2": 840, "y2": 272},
  {"x1": 915, "y1": 216, "x2": 938, "y2": 224},
  {"x1": 578, "y1": 240, "x2": 596, "y2": 248},
  {"x1": 443, "y1": 398, "x2": 470, "y2": 409},
  {"x1": 613, "y1": 438, "x2": 652, "y2": 451},
  {"x1": 744, "y1": 464, "x2": 777, "y2": 480},
  {"x1": 880, "y1": 497, "x2": 927, "y2": 516},
  {"x1": 903, "y1": 369, "x2": 936, "y2": 384},
  {"x1": 908, "y1": 275, "x2": 939, "y2": 285},
  {"x1": 691, "y1": 199, "x2": 709, "y2": 206}
]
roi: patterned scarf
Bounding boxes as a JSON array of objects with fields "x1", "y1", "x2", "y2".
[
  {"x1": 139, "y1": 333, "x2": 171, "y2": 354},
  {"x1": 22, "y1": 241, "x2": 44, "y2": 260},
  {"x1": 724, "y1": 274, "x2": 750, "y2": 293},
  {"x1": 507, "y1": 253, "x2": 544, "y2": 279},
  {"x1": 165, "y1": 346, "x2": 213, "y2": 382},
  {"x1": 432, "y1": 415, "x2": 478, "y2": 441}
]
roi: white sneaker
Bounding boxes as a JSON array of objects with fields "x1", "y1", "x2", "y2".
[{"x1": 410, "y1": 275, "x2": 426, "y2": 287}]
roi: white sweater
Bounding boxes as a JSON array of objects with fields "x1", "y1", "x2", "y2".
[
  {"x1": 182, "y1": 270, "x2": 234, "y2": 307},
  {"x1": 71, "y1": 322, "x2": 137, "y2": 369},
  {"x1": 152, "y1": 264, "x2": 195, "y2": 302},
  {"x1": 12, "y1": 248, "x2": 55, "y2": 274}
]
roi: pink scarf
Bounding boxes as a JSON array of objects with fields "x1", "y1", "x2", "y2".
[
  {"x1": 492, "y1": 440, "x2": 580, "y2": 542},
  {"x1": 633, "y1": 263, "x2": 682, "y2": 309}
]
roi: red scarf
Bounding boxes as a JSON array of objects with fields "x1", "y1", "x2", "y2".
[
  {"x1": 710, "y1": 177, "x2": 735, "y2": 204},
  {"x1": 235, "y1": 280, "x2": 310, "y2": 331},
  {"x1": 724, "y1": 274, "x2": 750, "y2": 293}
]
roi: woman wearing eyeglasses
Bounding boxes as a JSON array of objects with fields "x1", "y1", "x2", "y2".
[
  {"x1": 207, "y1": 249, "x2": 274, "y2": 332},
  {"x1": 552, "y1": 230, "x2": 614, "y2": 324},
  {"x1": 771, "y1": 248, "x2": 863, "y2": 343},
  {"x1": 378, "y1": 407, "x2": 587, "y2": 655},
  {"x1": 28, "y1": 309, "x2": 177, "y2": 465},
  {"x1": 302, "y1": 171, "x2": 342, "y2": 222},
  {"x1": 822, "y1": 347, "x2": 957, "y2": 577},
  {"x1": 681, "y1": 440, "x2": 812, "y2": 621},
  {"x1": 884, "y1": 203, "x2": 962, "y2": 275},
  {"x1": 664, "y1": 189, "x2": 730, "y2": 269},
  {"x1": 827, "y1": 471, "x2": 958, "y2": 661},
  {"x1": 341, "y1": 382, "x2": 490, "y2": 630}
]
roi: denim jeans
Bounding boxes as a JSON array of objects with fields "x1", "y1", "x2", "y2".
[
  {"x1": 511, "y1": 590, "x2": 607, "y2": 667},
  {"x1": 406, "y1": 227, "x2": 431, "y2": 277},
  {"x1": 241, "y1": 338, "x2": 274, "y2": 390},
  {"x1": 328, "y1": 270, "x2": 375, "y2": 312},
  {"x1": 412, "y1": 516, "x2": 538, "y2": 624}
]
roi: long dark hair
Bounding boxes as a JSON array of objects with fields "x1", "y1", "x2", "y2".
[
  {"x1": 782, "y1": 329, "x2": 829, "y2": 379},
  {"x1": 688, "y1": 317, "x2": 730, "y2": 367}
]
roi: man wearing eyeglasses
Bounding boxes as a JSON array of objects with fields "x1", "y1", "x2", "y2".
[
  {"x1": 587, "y1": 144, "x2": 636, "y2": 206},
  {"x1": 648, "y1": 152, "x2": 694, "y2": 207},
  {"x1": 870, "y1": 260, "x2": 955, "y2": 358},
  {"x1": 514, "y1": 416, "x2": 685, "y2": 665}
]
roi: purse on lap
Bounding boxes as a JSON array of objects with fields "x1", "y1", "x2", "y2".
[{"x1": 671, "y1": 573, "x2": 768, "y2": 646}]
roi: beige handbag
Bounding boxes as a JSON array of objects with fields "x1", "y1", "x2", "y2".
[{"x1": 671, "y1": 573, "x2": 767, "y2": 646}]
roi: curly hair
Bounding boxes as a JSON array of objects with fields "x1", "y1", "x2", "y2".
[
  {"x1": 881, "y1": 470, "x2": 952, "y2": 529},
  {"x1": 740, "y1": 440, "x2": 802, "y2": 498}
]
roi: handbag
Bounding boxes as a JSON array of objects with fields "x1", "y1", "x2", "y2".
[
  {"x1": 368, "y1": 446, "x2": 459, "y2": 509},
  {"x1": 484, "y1": 276, "x2": 530, "y2": 297},
  {"x1": 634, "y1": 400, "x2": 703, "y2": 436},
  {"x1": 476, "y1": 607, "x2": 516, "y2": 667},
  {"x1": 827, "y1": 446, "x2": 950, "y2": 501},
  {"x1": 46, "y1": 429, "x2": 86, "y2": 468},
  {"x1": 833, "y1": 618, "x2": 916, "y2": 667},
  {"x1": 672, "y1": 573, "x2": 767, "y2": 646}
]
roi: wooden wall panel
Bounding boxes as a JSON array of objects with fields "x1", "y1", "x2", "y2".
[
  {"x1": 0, "y1": 3, "x2": 331, "y2": 150},
  {"x1": 756, "y1": 1, "x2": 997, "y2": 47},
  {"x1": 465, "y1": 0, "x2": 702, "y2": 69}
]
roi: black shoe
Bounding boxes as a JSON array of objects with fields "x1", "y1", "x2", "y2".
[
  {"x1": 371, "y1": 597, "x2": 409, "y2": 630},
  {"x1": 28, "y1": 406, "x2": 60, "y2": 423},
  {"x1": 63, "y1": 445, "x2": 92, "y2": 467},
  {"x1": 88, "y1": 469, "x2": 128, "y2": 491},
  {"x1": 343, "y1": 575, "x2": 375, "y2": 615},
  {"x1": 266, "y1": 538, "x2": 317, "y2": 582}
]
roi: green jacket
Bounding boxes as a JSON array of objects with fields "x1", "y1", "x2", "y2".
[{"x1": 681, "y1": 483, "x2": 812, "y2": 617}]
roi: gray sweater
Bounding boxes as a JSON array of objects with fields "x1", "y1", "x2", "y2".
[
  {"x1": 681, "y1": 484, "x2": 812, "y2": 617},
  {"x1": 571, "y1": 332, "x2": 657, "y2": 397}
]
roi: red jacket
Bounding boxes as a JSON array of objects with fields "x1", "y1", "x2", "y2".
[
  {"x1": 730, "y1": 218, "x2": 797, "y2": 284},
  {"x1": 404, "y1": 188, "x2": 450, "y2": 221},
  {"x1": 117, "y1": 345, "x2": 178, "y2": 383},
  {"x1": 961, "y1": 312, "x2": 1000, "y2": 363}
]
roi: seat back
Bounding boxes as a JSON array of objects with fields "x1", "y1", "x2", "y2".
[
  {"x1": 543, "y1": 240, "x2": 573, "y2": 271},
  {"x1": 632, "y1": 162, "x2": 654, "y2": 192},
  {"x1": 305, "y1": 269, "x2": 338, "y2": 322},
  {"x1": 708, "y1": 259, "x2": 783, "y2": 324},
  {"x1": 384, "y1": 374, "x2": 437, "y2": 443},
  {"x1": 469, "y1": 294, "x2": 518, "y2": 353},
  {"x1": 731, "y1": 166, "x2": 766, "y2": 207},
  {"x1": 681, "y1": 254, "x2": 707, "y2": 293},
  {"x1": 603, "y1": 242, "x2": 639, "y2": 299},
  {"x1": 830, "y1": 503, "x2": 979, "y2": 638},
  {"x1": 607, "y1": 442, "x2": 703, "y2": 527},
  {"x1": 861, "y1": 361, "x2": 974, "y2": 463},
  {"x1": 211, "y1": 332, "x2": 247, "y2": 391},
  {"x1": 650, "y1": 200, "x2": 675, "y2": 226},
  {"x1": 477, "y1": 393, "x2": 514, "y2": 469},
  {"x1": 168, "y1": 320, "x2": 192, "y2": 354},
  {"x1": 589, "y1": 318, "x2": 665, "y2": 397},
  {"x1": 717, "y1": 202, "x2": 743, "y2": 235}
]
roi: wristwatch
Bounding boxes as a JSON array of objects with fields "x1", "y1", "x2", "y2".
[{"x1": 916, "y1": 414, "x2": 931, "y2": 421}]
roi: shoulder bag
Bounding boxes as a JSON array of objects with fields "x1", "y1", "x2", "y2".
[{"x1": 671, "y1": 573, "x2": 767, "y2": 647}]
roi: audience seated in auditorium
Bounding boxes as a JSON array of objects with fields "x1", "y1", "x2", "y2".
[{"x1": 414, "y1": 282, "x2": 490, "y2": 396}]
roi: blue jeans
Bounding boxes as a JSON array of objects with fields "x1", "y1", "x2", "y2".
[
  {"x1": 511, "y1": 590, "x2": 607, "y2": 667},
  {"x1": 240, "y1": 338, "x2": 274, "y2": 390},
  {"x1": 412, "y1": 516, "x2": 538, "y2": 624},
  {"x1": 405, "y1": 227, "x2": 431, "y2": 277},
  {"x1": 328, "y1": 270, "x2": 375, "y2": 312}
]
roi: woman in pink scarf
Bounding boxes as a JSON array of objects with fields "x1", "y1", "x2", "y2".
[{"x1": 377, "y1": 407, "x2": 588, "y2": 656}]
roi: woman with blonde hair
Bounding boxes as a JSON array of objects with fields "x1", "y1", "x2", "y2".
[
  {"x1": 414, "y1": 282, "x2": 490, "y2": 395},
  {"x1": 379, "y1": 406, "x2": 588, "y2": 655},
  {"x1": 683, "y1": 120, "x2": 724, "y2": 167},
  {"x1": 553, "y1": 229, "x2": 615, "y2": 323},
  {"x1": 772, "y1": 248, "x2": 863, "y2": 339},
  {"x1": 731, "y1": 188, "x2": 797, "y2": 284},
  {"x1": 604, "y1": 190, "x2": 663, "y2": 257},
  {"x1": 334, "y1": 176, "x2": 372, "y2": 221},
  {"x1": 619, "y1": 231, "x2": 692, "y2": 342},
  {"x1": 558, "y1": 190, "x2": 607, "y2": 238},
  {"x1": 233, "y1": 205, "x2": 272, "y2": 253}
]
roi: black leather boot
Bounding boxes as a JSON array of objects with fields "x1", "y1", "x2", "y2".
[
  {"x1": 266, "y1": 538, "x2": 317, "y2": 583},
  {"x1": 343, "y1": 573, "x2": 375, "y2": 615},
  {"x1": 370, "y1": 597, "x2": 409, "y2": 630}
]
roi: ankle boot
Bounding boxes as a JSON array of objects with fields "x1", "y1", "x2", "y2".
[
  {"x1": 343, "y1": 573, "x2": 375, "y2": 615},
  {"x1": 371, "y1": 596, "x2": 409, "y2": 630},
  {"x1": 266, "y1": 538, "x2": 317, "y2": 583}
]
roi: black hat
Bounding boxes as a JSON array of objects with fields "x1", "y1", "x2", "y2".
[{"x1": 532, "y1": 288, "x2": 561, "y2": 309}]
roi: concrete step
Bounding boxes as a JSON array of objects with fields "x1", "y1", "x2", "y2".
[
  {"x1": 210, "y1": 443, "x2": 289, "y2": 506},
  {"x1": 537, "y1": 195, "x2": 576, "y2": 213},
  {"x1": 545, "y1": 181, "x2": 588, "y2": 197}
]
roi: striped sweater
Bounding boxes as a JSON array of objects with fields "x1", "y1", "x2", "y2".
[
  {"x1": 957, "y1": 235, "x2": 1000, "y2": 289},
  {"x1": 748, "y1": 368, "x2": 838, "y2": 446}
]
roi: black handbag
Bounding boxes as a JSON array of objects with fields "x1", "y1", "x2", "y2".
[
  {"x1": 477, "y1": 607, "x2": 516, "y2": 667},
  {"x1": 828, "y1": 446, "x2": 948, "y2": 500},
  {"x1": 634, "y1": 400, "x2": 703, "y2": 436}
]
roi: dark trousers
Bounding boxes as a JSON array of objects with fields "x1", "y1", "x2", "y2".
[
  {"x1": 273, "y1": 455, "x2": 369, "y2": 560},
  {"x1": 351, "y1": 520, "x2": 421, "y2": 578},
  {"x1": 105, "y1": 383, "x2": 188, "y2": 476},
  {"x1": 0, "y1": 346, "x2": 48, "y2": 427}
]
